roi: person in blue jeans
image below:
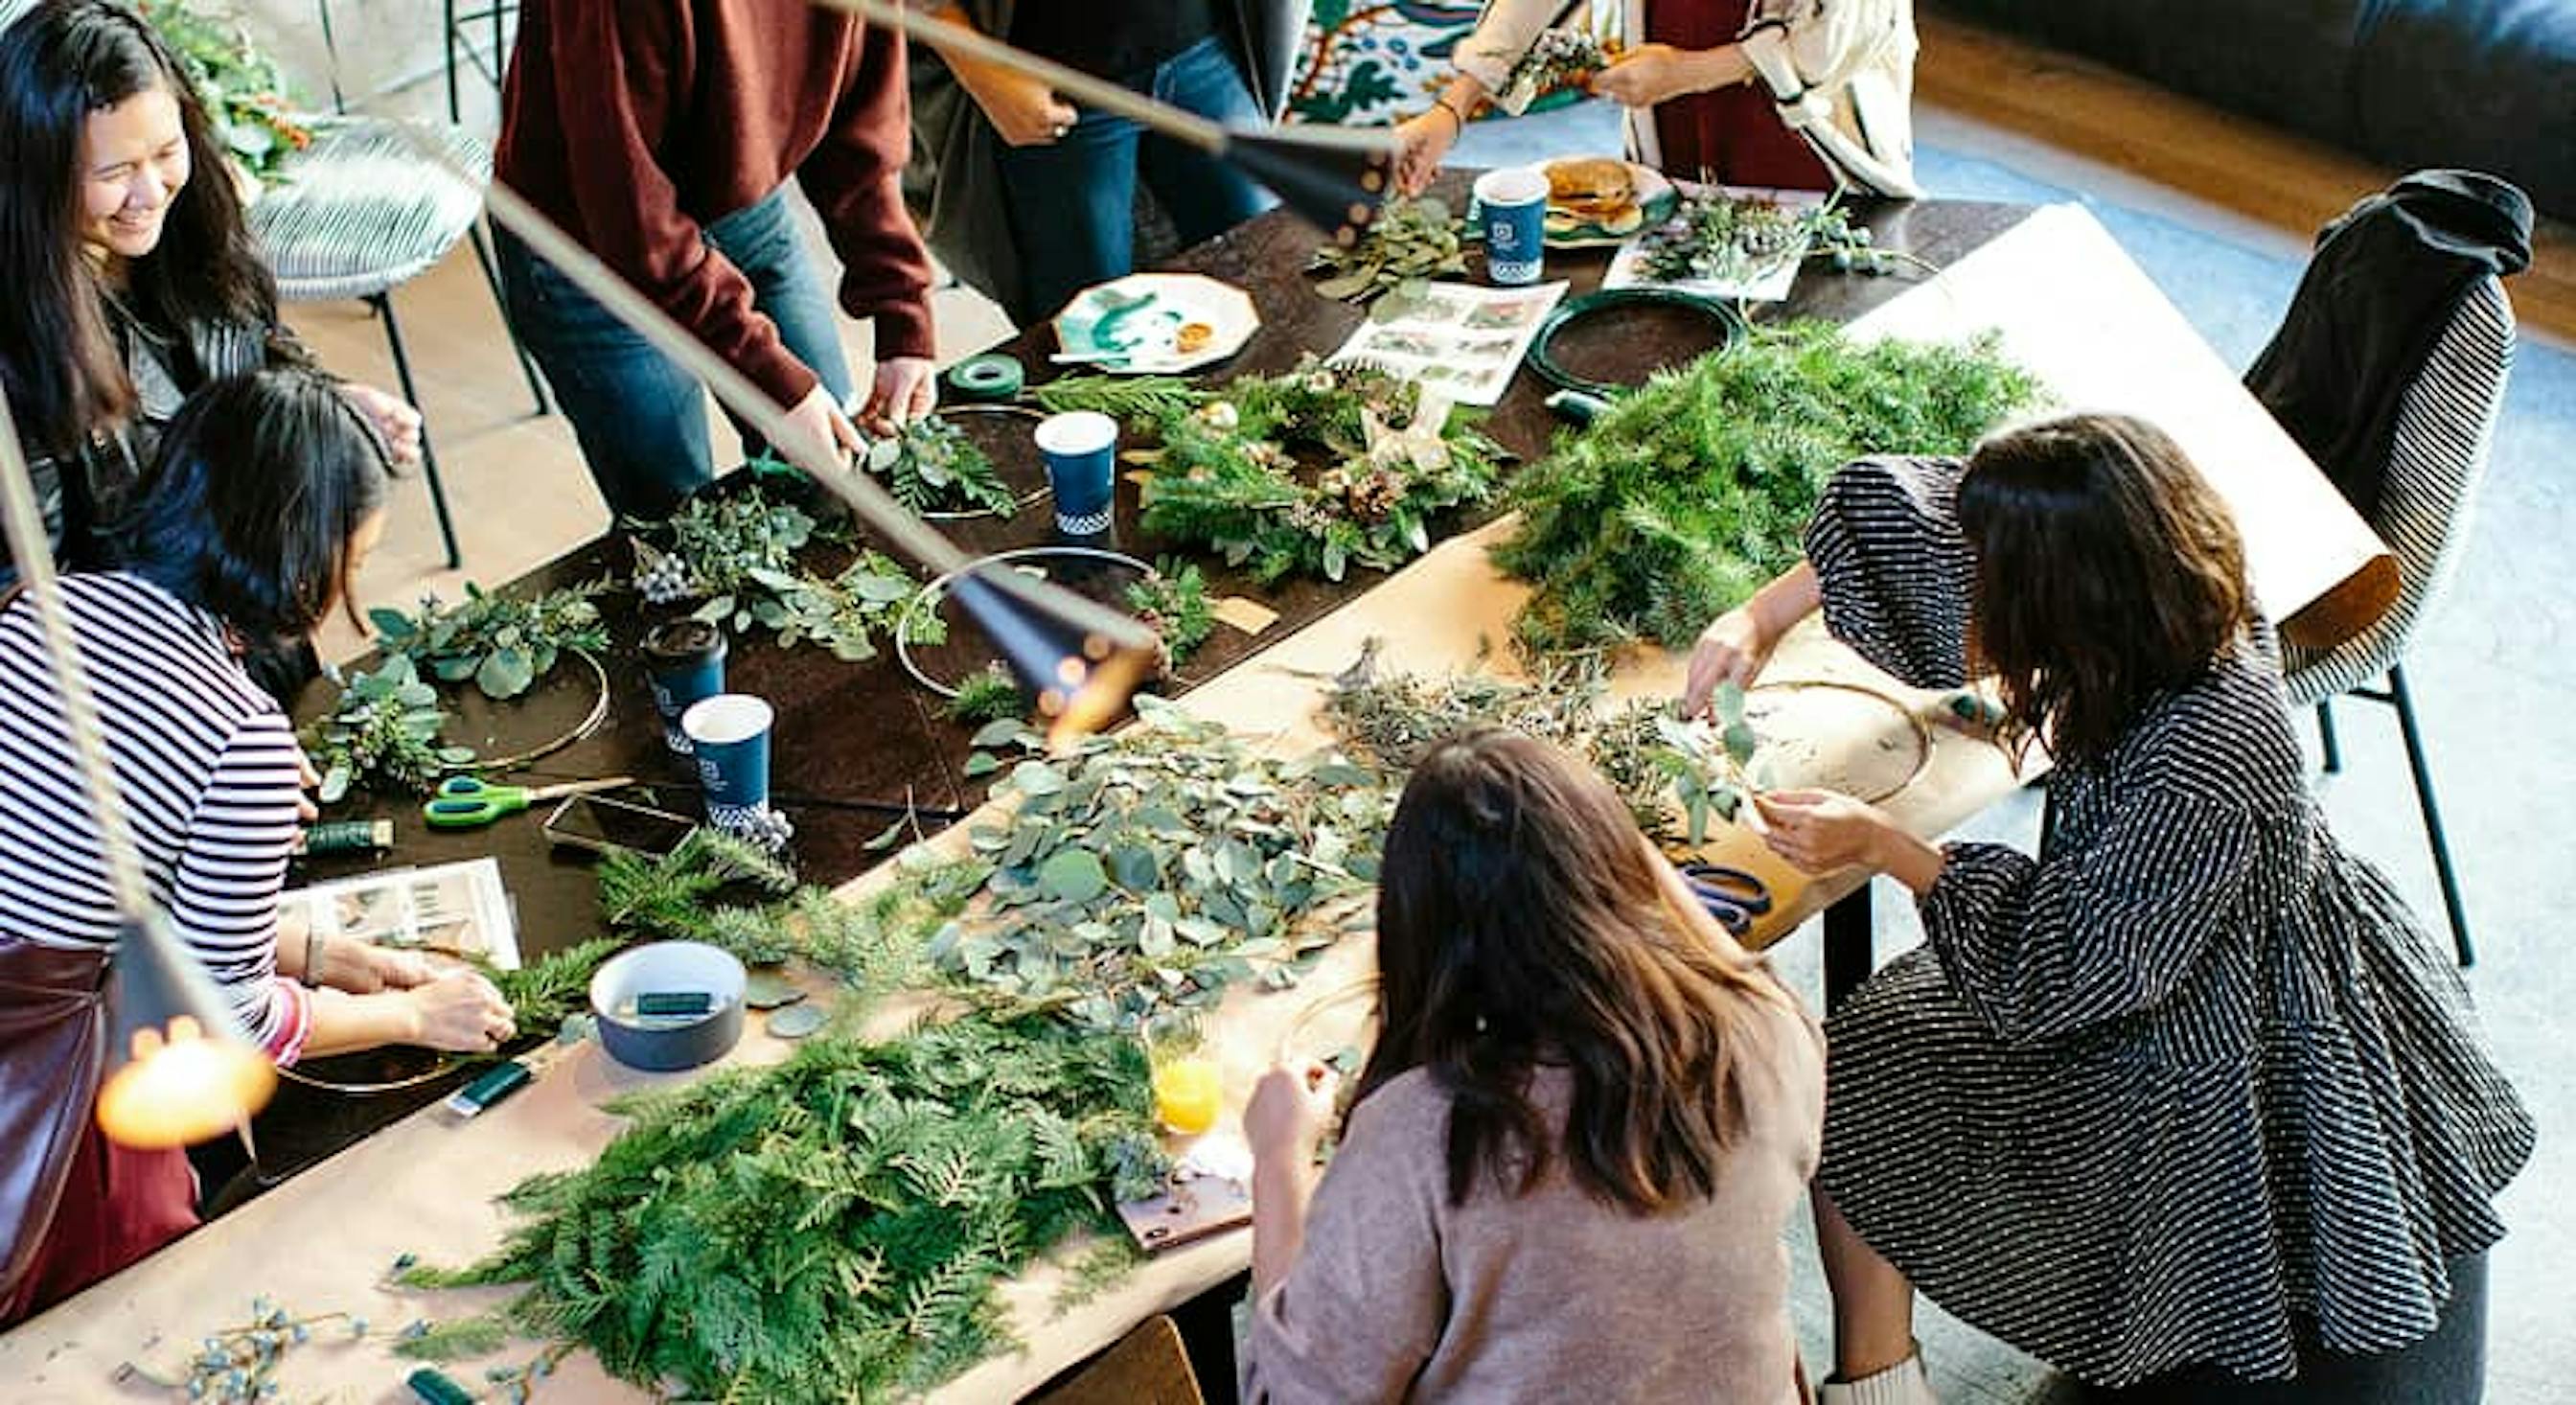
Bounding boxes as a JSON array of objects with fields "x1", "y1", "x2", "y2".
[
  {"x1": 909, "y1": 2, "x2": 1309, "y2": 326},
  {"x1": 494, "y1": 2, "x2": 938, "y2": 521}
]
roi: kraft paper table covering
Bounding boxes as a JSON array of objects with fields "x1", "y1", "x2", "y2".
[{"x1": 0, "y1": 203, "x2": 2385, "y2": 1402}]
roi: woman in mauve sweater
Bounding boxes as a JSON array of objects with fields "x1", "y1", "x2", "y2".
[{"x1": 1243, "y1": 729, "x2": 1824, "y2": 1404}]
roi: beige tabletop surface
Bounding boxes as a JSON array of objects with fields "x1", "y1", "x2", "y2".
[{"x1": 0, "y1": 203, "x2": 2386, "y2": 1403}]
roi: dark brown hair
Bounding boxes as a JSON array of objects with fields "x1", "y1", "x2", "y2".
[
  {"x1": 0, "y1": 0, "x2": 279, "y2": 455},
  {"x1": 119, "y1": 368, "x2": 389, "y2": 642},
  {"x1": 1958, "y1": 412, "x2": 2253, "y2": 768},
  {"x1": 1359, "y1": 729, "x2": 1795, "y2": 1211}
]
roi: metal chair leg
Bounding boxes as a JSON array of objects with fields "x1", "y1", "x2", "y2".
[
  {"x1": 368, "y1": 293, "x2": 463, "y2": 569},
  {"x1": 443, "y1": 0, "x2": 462, "y2": 125},
  {"x1": 2387, "y1": 663, "x2": 2472, "y2": 967},
  {"x1": 2316, "y1": 698, "x2": 2342, "y2": 774},
  {"x1": 467, "y1": 222, "x2": 553, "y2": 417}
]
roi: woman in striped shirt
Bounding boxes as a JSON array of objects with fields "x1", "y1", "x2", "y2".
[
  {"x1": 1684, "y1": 414, "x2": 2530, "y2": 1402},
  {"x1": 0, "y1": 369, "x2": 514, "y2": 1325}
]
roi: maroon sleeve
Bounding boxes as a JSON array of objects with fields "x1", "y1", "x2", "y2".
[
  {"x1": 540, "y1": 1, "x2": 821, "y2": 406},
  {"x1": 798, "y1": 21, "x2": 938, "y2": 363}
]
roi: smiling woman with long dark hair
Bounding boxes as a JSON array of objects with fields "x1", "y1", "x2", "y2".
[
  {"x1": 1242, "y1": 729, "x2": 1824, "y2": 1403},
  {"x1": 1683, "y1": 413, "x2": 2533, "y2": 1402},
  {"x1": 0, "y1": 0, "x2": 420, "y2": 589}
]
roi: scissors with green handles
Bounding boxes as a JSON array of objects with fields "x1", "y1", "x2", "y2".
[{"x1": 425, "y1": 775, "x2": 634, "y2": 830}]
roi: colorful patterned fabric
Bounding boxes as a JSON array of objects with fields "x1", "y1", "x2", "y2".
[{"x1": 1287, "y1": 1, "x2": 1495, "y2": 125}]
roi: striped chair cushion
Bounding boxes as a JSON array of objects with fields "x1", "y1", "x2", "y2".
[
  {"x1": 248, "y1": 118, "x2": 491, "y2": 304},
  {"x1": 2283, "y1": 276, "x2": 2516, "y2": 704}
]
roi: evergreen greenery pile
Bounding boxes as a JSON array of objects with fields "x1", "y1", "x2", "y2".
[
  {"x1": 398, "y1": 1017, "x2": 1168, "y2": 1400},
  {"x1": 1491, "y1": 323, "x2": 2040, "y2": 653},
  {"x1": 1125, "y1": 559, "x2": 1217, "y2": 666},
  {"x1": 307, "y1": 656, "x2": 474, "y2": 801}
]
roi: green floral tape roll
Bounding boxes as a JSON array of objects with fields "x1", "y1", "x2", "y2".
[{"x1": 947, "y1": 353, "x2": 1024, "y2": 402}]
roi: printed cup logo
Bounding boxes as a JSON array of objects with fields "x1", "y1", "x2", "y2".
[
  {"x1": 1493, "y1": 225, "x2": 1521, "y2": 253},
  {"x1": 697, "y1": 755, "x2": 722, "y2": 787}
]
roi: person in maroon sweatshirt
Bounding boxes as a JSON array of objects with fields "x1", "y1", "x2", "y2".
[{"x1": 493, "y1": 0, "x2": 938, "y2": 520}]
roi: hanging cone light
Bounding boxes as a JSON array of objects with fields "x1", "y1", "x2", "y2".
[
  {"x1": 821, "y1": 0, "x2": 1397, "y2": 244},
  {"x1": 0, "y1": 402, "x2": 276, "y2": 1150}
]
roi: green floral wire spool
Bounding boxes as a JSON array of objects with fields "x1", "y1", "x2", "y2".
[{"x1": 1527, "y1": 288, "x2": 1747, "y2": 399}]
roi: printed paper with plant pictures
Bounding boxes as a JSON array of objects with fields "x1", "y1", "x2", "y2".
[
  {"x1": 1605, "y1": 184, "x2": 1827, "y2": 303},
  {"x1": 278, "y1": 858, "x2": 520, "y2": 970},
  {"x1": 1326, "y1": 280, "x2": 1567, "y2": 405}
]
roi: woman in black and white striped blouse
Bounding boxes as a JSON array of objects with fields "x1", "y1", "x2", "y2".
[
  {"x1": 0, "y1": 369, "x2": 513, "y2": 1325},
  {"x1": 1683, "y1": 414, "x2": 2531, "y2": 1403}
]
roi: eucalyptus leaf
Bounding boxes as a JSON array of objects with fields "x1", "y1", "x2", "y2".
[{"x1": 1037, "y1": 849, "x2": 1108, "y2": 905}]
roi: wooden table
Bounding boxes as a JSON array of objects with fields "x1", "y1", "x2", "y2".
[{"x1": 0, "y1": 196, "x2": 2389, "y2": 1402}]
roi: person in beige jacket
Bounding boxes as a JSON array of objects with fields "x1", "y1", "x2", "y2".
[
  {"x1": 1241, "y1": 728, "x2": 1826, "y2": 1403},
  {"x1": 1393, "y1": 0, "x2": 1919, "y2": 197}
]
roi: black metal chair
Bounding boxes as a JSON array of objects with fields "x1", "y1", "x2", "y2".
[
  {"x1": 442, "y1": 0, "x2": 517, "y2": 124},
  {"x1": 2266, "y1": 275, "x2": 2517, "y2": 968}
]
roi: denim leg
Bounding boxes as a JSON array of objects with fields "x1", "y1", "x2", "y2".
[
  {"x1": 706, "y1": 189, "x2": 857, "y2": 422},
  {"x1": 1141, "y1": 36, "x2": 1274, "y2": 245},
  {"x1": 996, "y1": 109, "x2": 1143, "y2": 325},
  {"x1": 494, "y1": 226, "x2": 713, "y2": 520}
]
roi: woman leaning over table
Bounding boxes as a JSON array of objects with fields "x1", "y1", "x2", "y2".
[
  {"x1": 0, "y1": 371, "x2": 514, "y2": 1329},
  {"x1": 1241, "y1": 728, "x2": 1825, "y2": 1403},
  {"x1": 0, "y1": 1, "x2": 422, "y2": 629},
  {"x1": 1680, "y1": 414, "x2": 2531, "y2": 1401},
  {"x1": 1392, "y1": 0, "x2": 1920, "y2": 196}
]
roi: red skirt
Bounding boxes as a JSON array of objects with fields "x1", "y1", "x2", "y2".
[{"x1": 1647, "y1": 0, "x2": 1834, "y2": 190}]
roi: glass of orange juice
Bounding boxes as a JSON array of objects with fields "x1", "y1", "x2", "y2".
[{"x1": 1144, "y1": 1015, "x2": 1223, "y2": 1137}]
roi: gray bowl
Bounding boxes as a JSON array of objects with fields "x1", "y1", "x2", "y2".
[{"x1": 587, "y1": 941, "x2": 748, "y2": 1072}]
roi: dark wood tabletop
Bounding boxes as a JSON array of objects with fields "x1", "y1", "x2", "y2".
[{"x1": 230, "y1": 188, "x2": 2037, "y2": 1190}]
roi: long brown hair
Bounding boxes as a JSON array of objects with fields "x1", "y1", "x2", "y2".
[
  {"x1": 1958, "y1": 412, "x2": 2253, "y2": 768},
  {"x1": 1359, "y1": 729, "x2": 1795, "y2": 1211},
  {"x1": 0, "y1": 1, "x2": 279, "y2": 455}
]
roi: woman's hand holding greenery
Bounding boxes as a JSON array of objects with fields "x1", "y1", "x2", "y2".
[{"x1": 1589, "y1": 41, "x2": 1755, "y2": 108}]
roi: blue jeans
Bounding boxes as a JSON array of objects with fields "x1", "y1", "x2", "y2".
[
  {"x1": 997, "y1": 35, "x2": 1272, "y2": 325},
  {"x1": 495, "y1": 188, "x2": 855, "y2": 520}
]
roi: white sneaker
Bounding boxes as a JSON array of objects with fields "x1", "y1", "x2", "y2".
[{"x1": 1816, "y1": 1348, "x2": 1939, "y2": 1405}]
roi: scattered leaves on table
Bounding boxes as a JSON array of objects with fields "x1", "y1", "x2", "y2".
[
  {"x1": 916, "y1": 695, "x2": 1393, "y2": 1031},
  {"x1": 1309, "y1": 195, "x2": 1468, "y2": 307},
  {"x1": 866, "y1": 415, "x2": 1018, "y2": 518},
  {"x1": 628, "y1": 481, "x2": 944, "y2": 662},
  {"x1": 305, "y1": 656, "x2": 474, "y2": 801},
  {"x1": 369, "y1": 579, "x2": 610, "y2": 702},
  {"x1": 396, "y1": 1018, "x2": 1169, "y2": 1400}
]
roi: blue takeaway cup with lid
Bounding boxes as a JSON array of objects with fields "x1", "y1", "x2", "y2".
[{"x1": 1475, "y1": 166, "x2": 1549, "y2": 287}]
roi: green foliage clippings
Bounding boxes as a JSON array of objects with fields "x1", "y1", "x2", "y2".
[
  {"x1": 399, "y1": 1018, "x2": 1167, "y2": 1400},
  {"x1": 1125, "y1": 559, "x2": 1217, "y2": 667},
  {"x1": 1309, "y1": 196, "x2": 1469, "y2": 305},
  {"x1": 370, "y1": 580, "x2": 610, "y2": 702},
  {"x1": 1491, "y1": 322, "x2": 2040, "y2": 654},
  {"x1": 944, "y1": 662, "x2": 1025, "y2": 727},
  {"x1": 630, "y1": 483, "x2": 944, "y2": 662},
  {"x1": 866, "y1": 416, "x2": 1017, "y2": 518},
  {"x1": 1138, "y1": 358, "x2": 1505, "y2": 584},
  {"x1": 486, "y1": 936, "x2": 624, "y2": 1033},
  {"x1": 306, "y1": 656, "x2": 473, "y2": 802},
  {"x1": 928, "y1": 697, "x2": 1392, "y2": 1031},
  {"x1": 1028, "y1": 374, "x2": 1209, "y2": 423}
]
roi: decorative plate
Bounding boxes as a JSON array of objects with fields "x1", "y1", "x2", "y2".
[{"x1": 1051, "y1": 273, "x2": 1259, "y2": 375}]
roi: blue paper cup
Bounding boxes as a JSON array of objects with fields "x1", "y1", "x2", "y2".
[
  {"x1": 1036, "y1": 410, "x2": 1118, "y2": 537},
  {"x1": 1475, "y1": 166, "x2": 1550, "y2": 287},
  {"x1": 642, "y1": 619, "x2": 726, "y2": 756},
  {"x1": 681, "y1": 693, "x2": 773, "y2": 832}
]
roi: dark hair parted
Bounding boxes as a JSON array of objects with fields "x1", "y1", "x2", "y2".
[
  {"x1": 0, "y1": 0, "x2": 278, "y2": 454},
  {"x1": 1958, "y1": 412, "x2": 2254, "y2": 769},
  {"x1": 120, "y1": 369, "x2": 389, "y2": 641},
  {"x1": 1358, "y1": 728, "x2": 1797, "y2": 1212}
]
